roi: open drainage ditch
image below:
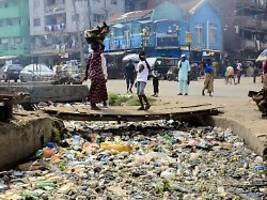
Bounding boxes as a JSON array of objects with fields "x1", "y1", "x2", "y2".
[{"x1": 0, "y1": 120, "x2": 266, "y2": 199}]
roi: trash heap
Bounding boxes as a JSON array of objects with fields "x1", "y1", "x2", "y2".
[{"x1": 0, "y1": 121, "x2": 266, "y2": 200}]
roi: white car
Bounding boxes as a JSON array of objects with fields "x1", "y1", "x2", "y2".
[{"x1": 19, "y1": 64, "x2": 55, "y2": 82}]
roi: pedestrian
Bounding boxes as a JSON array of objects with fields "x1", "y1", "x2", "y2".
[
  {"x1": 252, "y1": 65, "x2": 258, "y2": 84},
  {"x1": 202, "y1": 59, "x2": 214, "y2": 97},
  {"x1": 151, "y1": 63, "x2": 160, "y2": 97},
  {"x1": 263, "y1": 60, "x2": 267, "y2": 89},
  {"x1": 100, "y1": 45, "x2": 108, "y2": 108},
  {"x1": 225, "y1": 65, "x2": 235, "y2": 85},
  {"x1": 136, "y1": 51, "x2": 151, "y2": 111},
  {"x1": 84, "y1": 42, "x2": 108, "y2": 110},
  {"x1": 125, "y1": 60, "x2": 136, "y2": 93},
  {"x1": 236, "y1": 61, "x2": 242, "y2": 84},
  {"x1": 177, "y1": 54, "x2": 190, "y2": 96}
]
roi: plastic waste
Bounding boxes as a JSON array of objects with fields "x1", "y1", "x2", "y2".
[
  {"x1": 100, "y1": 142, "x2": 134, "y2": 153},
  {"x1": 72, "y1": 135, "x2": 81, "y2": 150}
]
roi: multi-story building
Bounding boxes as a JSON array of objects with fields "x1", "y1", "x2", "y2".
[
  {"x1": 125, "y1": 0, "x2": 267, "y2": 60},
  {"x1": 29, "y1": 0, "x2": 125, "y2": 64},
  {"x1": 220, "y1": 0, "x2": 267, "y2": 60},
  {"x1": 0, "y1": 0, "x2": 30, "y2": 58},
  {"x1": 104, "y1": 0, "x2": 223, "y2": 77}
]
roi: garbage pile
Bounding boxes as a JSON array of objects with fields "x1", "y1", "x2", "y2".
[{"x1": 0, "y1": 121, "x2": 266, "y2": 200}]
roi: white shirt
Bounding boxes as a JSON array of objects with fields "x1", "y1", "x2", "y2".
[
  {"x1": 101, "y1": 53, "x2": 108, "y2": 80},
  {"x1": 136, "y1": 61, "x2": 149, "y2": 82},
  {"x1": 237, "y1": 63, "x2": 242, "y2": 71}
]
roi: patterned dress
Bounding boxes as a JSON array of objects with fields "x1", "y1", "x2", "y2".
[{"x1": 86, "y1": 50, "x2": 108, "y2": 104}]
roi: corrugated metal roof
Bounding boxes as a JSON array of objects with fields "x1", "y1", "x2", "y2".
[{"x1": 107, "y1": 10, "x2": 152, "y2": 24}]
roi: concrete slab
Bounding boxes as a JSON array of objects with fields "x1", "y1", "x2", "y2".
[
  {"x1": 0, "y1": 84, "x2": 89, "y2": 104},
  {"x1": 0, "y1": 111, "x2": 58, "y2": 170}
]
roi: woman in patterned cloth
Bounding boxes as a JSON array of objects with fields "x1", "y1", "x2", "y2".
[{"x1": 85, "y1": 43, "x2": 108, "y2": 110}]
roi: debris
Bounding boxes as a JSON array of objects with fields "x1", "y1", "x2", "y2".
[{"x1": 0, "y1": 121, "x2": 266, "y2": 199}]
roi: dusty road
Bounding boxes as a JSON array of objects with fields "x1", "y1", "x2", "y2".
[{"x1": 107, "y1": 77, "x2": 262, "y2": 101}]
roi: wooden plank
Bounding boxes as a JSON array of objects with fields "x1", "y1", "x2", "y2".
[{"x1": 42, "y1": 104, "x2": 223, "y2": 122}]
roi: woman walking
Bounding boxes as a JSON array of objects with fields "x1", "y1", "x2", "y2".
[
  {"x1": 83, "y1": 22, "x2": 110, "y2": 110},
  {"x1": 202, "y1": 59, "x2": 214, "y2": 97},
  {"x1": 85, "y1": 43, "x2": 108, "y2": 110}
]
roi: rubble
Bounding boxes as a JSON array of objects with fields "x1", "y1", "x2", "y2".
[{"x1": 0, "y1": 121, "x2": 266, "y2": 199}]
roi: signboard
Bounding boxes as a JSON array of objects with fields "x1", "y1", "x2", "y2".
[{"x1": 185, "y1": 32, "x2": 192, "y2": 44}]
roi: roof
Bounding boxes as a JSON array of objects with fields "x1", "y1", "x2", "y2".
[
  {"x1": 174, "y1": 0, "x2": 209, "y2": 14},
  {"x1": 107, "y1": 10, "x2": 152, "y2": 24}
]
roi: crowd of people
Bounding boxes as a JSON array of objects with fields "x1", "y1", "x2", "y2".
[{"x1": 82, "y1": 22, "x2": 267, "y2": 114}]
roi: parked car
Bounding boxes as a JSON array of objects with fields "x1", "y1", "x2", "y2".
[
  {"x1": 19, "y1": 64, "x2": 55, "y2": 82},
  {"x1": 0, "y1": 64, "x2": 23, "y2": 82}
]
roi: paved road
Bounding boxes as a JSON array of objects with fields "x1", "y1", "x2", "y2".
[{"x1": 107, "y1": 77, "x2": 262, "y2": 100}]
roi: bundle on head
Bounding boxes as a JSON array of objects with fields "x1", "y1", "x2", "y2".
[{"x1": 84, "y1": 22, "x2": 110, "y2": 45}]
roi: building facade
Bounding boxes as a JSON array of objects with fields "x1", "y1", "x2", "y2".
[
  {"x1": 216, "y1": 0, "x2": 267, "y2": 60},
  {"x1": 125, "y1": 0, "x2": 147, "y2": 12},
  {"x1": 29, "y1": 0, "x2": 125, "y2": 64},
  {"x1": 104, "y1": 1, "x2": 223, "y2": 60},
  {"x1": 0, "y1": 0, "x2": 30, "y2": 58}
]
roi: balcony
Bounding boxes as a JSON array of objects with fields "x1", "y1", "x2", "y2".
[
  {"x1": 45, "y1": 5, "x2": 65, "y2": 15},
  {"x1": 241, "y1": 39, "x2": 256, "y2": 50},
  {"x1": 235, "y1": 16, "x2": 267, "y2": 31},
  {"x1": 45, "y1": 0, "x2": 65, "y2": 15},
  {"x1": 44, "y1": 23, "x2": 66, "y2": 33},
  {"x1": 235, "y1": 0, "x2": 266, "y2": 11}
]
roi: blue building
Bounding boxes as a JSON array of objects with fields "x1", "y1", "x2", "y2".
[{"x1": 104, "y1": 0, "x2": 223, "y2": 77}]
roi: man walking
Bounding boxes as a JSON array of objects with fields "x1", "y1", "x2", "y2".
[
  {"x1": 151, "y1": 63, "x2": 160, "y2": 97},
  {"x1": 263, "y1": 60, "x2": 267, "y2": 89},
  {"x1": 125, "y1": 60, "x2": 136, "y2": 93},
  {"x1": 178, "y1": 54, "x2": 190, "y2": 96},
  {"x1": 136, "y1": 51, "x2": 151, "y2": 110},
  {"x1": 202, "y1": 59, "x2": 214, "y2": 97},
  {"x1": 236, "y1": 61, "x2": 242, "y2": 84}
]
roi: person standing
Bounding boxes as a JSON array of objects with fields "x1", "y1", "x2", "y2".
[
  {"x1": 236, "y1": 61, "x2": 242, "y2": 84},
  {"x1": 85, "y1": 43, "x2": 108, "y2": 110},
  {"x1": 100, "y1": 46, "x2": 108, "y2": 108},
  {"x1": 225, "y1": 65, "x2": 235, "y2": 85},
  {"x1": 253, "y1": 65, "x2": 258, "y2": 84},
  {"x1": 125, "y1": 60, "x2": 136, "y2": 93},
  {"x1": 177, "y1": 54, "x2": 190, "y2": 96},
  {"x1": 136, "y1": 51, "x2": 151, "y2": 110},
  {"x1": 263, "y1": 60, "x2": 267, "y2": 89},
  {"x1": 202, "y1": 59, "x2": 214, "y2": 97},
  {"x1": 151, "y1": 63, "x2": 160, "y2": 97}
]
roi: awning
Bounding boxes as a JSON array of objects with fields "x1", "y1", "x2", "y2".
[
  {"x1": 104, "y1": 51, "x2": 125, "y2": 56},
  {"x1": 122, "y1": 53, "x2": 139, "y2": 62},
  {"x1": 0, "y1": 56, "x2": 17, "y2": 60},
  {"x1": 112, "y1": 24, "x2": 125, "y2": 29},
  {"x1": 139, "y1": 20, "x2": 152, "y2": 24}
]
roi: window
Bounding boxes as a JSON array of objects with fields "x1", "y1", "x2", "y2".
[
  {"x1": 111, "y1": 0, "x2": 117, "y2": 5},
  {"x1": 195, "y1": 25, "x2": 203, "y2": 46},
  {"x1": 71, "y1": 14, "x2": 79, "y2": 22},
  {"x1": 33, "y1": 0, "x2": 40, "y2": 8},
  {"x1": 93, "y1": 14, "x2": 104, "y2": 22},
  {"x1": 209, "y1": 24, "x2": 217, "y2": 46},
  {"x1": 33, "y1": 18, "x2": 41, "y2": 27}
]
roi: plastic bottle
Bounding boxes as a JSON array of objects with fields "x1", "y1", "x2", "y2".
[{"x1": 73, "y1": 135, "x2": 81, "y2": 150}]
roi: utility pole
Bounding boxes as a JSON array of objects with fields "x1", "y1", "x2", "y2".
[
  {"x1": 87, "y1": 0, "x2": 92, "y2": 28},
  {"x1": 72, "y1": 0, "x2": 85, "y2": 67}
]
